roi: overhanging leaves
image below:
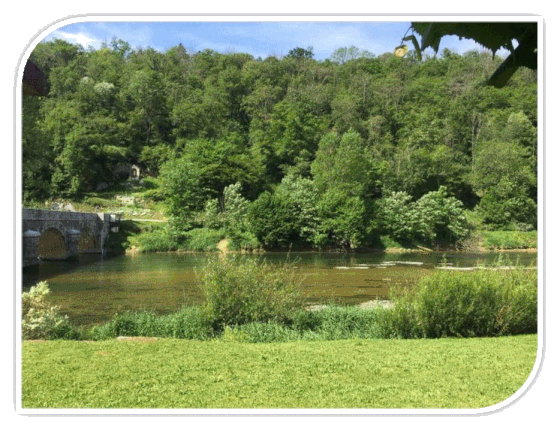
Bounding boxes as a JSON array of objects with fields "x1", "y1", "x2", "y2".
[
  {"x1": 404, "y1": 22, "x2": 538, "y2": 88},
  {"x1": 411, "y1": 22, "x2": 536, "y2": 56}
]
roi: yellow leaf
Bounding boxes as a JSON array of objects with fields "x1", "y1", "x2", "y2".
[{"x1": 394, "y1": 45, "x2": 409, "y2": 58}]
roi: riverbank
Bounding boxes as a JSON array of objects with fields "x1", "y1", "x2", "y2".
[
  {"x1": 115, "y1": 220, "x2": 537, "y2": 255},
  {"x1": 122, "y1": 244, "x2": 538, "y2": 256}
]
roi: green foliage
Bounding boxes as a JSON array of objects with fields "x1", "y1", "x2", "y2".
[
  {"x1": 224, "y1": 229, "x2": 261, "y2": 251},
  {"x1": 131, "y1": 225, "x2": 186, "y2": 252},
  {"x1": 248, "y1": 174, "x2": 320, "y2": 248},
  {"x1": 314, "y1": 191, "x2": 370, "y2": 248},
  {"x1": 476, "y1": 178, "x2": 537, "y2": 230},
  {"x1": 24, "y1": 37, "x2": 538, "y2": 240},
  {"x1": 22, "y1": 97, "x2": 52, "y2": 202},
  {"x1": 88, "y1": 307, "x2": 214, "y2": 341},
  {"x1": 311, "y1": 130, "x2": 373, "y2": 197},
  {"x1": 378, "y1": 191, "x2": 416, "y2": 243},
  {"x1": 414, "y1": 186, "x2": 470, "y2": 243},
  {"x1": 287, "y1": 46, "x2": 314, "y2": 59},
  {"x1": 311, "y1": 130, "x2": 377, "y2": 248},
  {"x1": 201, "y1": 182, "x2": 252, "y2": 234},
  {"x1": 480, "y1": 230, "x2": 537, "y2": 249},
  {"x1": 183, "y1": 228, "x2": 224, "y2": 252},
  {"x1": 274, "y1": 174, "x2": 320, "y2": 243},
  {"x1": 159, "y1": 156, "x2": 204, "y2": 230},
  {"x1": 330, "y1": 45, "x2": 374, "y2": 64},
  {"x1": 471, "y1": 139, "x2": 535, "y2": 194},
  {"x1": 248, "y1": 191, "x2": 299, "y2": 248},
  {"x1": 380, "y1": 186, "x2": 469, "y2": 245},
  {"x1": 199, "y1": 256, "x2": 303, "y2": 328},
  {"x1": 387, "y1": 267, "x2": 537, "y2": 338}
]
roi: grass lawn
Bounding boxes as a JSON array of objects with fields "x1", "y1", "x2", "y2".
[{"x1": 21, "y1": 334, "x2": 537, "y2": 409}]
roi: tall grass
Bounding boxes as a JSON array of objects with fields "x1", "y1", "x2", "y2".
[
  {"x1": 480, "y1": 230, "x2": 538, "y2": 249},
  {"x1": 87, "y1": 307, "x2": 214, "y2": 341}
]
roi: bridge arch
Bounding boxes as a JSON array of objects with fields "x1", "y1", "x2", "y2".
[
  {"x1": 22, "y1": 208, "x2": 114, "y2": 267},
  {"x1": 38, "y1": 228, "x2": 68, "y2": 260}
]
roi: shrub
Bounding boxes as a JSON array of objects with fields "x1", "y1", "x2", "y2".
[
  {"x1": 184, "y1": 228, "x2": 224, "y2": 251},
  {"x1": 314, "y1": 192, "x2": 369, "y2": 249},
  {"x1": 201, "y1": 183, "x2": 252, "y2": 233},
  {"x1": 380, "y1": 186, "x2": 469, "y2": 245},
  {"x1": 274, "y1": 174, "x2": 320, "y2": 245},
  {"x1": 226, "y1": 229, "x2": 261, "y2": 251},
  {"x1": 132, "y1": 225, "x2": 186, "y2": 252},
  {"x1": 389, "y1": 268, "x2": 537, "y2": 338},
  {"x1": 414, "y1": 186, "x2": 469, "y2": 244},
  {"x1": 22, "y1": 282, "x2": 79, "y2": 340},
  {"x1": 379, "y1": 191, "x2": 416, "y2": 243},
  {"x1": 199, "y1": 256, "x2": 303, "y2": 328}
]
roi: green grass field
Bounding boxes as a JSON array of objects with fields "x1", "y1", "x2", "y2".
[{"x1": 21, "y1": 334, "x2": 537, "y2": 409}]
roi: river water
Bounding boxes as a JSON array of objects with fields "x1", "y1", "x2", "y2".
[{"x1": 22, "y1": 251, "x2": 537, "y2": 327}]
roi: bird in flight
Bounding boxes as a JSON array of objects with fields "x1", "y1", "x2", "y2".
[{"x1": 61, "y1": 33, "x2": 95, "y2": 48}]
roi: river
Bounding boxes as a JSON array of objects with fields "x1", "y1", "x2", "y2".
[{"x1": 22, "y1": 251, "x2": 537, "y2": 327}]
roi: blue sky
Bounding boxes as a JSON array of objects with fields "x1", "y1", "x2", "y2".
[{"x1": 41, "y1": 20, "x2": 501, "y2": 60}]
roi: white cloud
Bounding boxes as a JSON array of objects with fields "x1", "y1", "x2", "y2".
[
  {"x1": 91, "y1": 22, "x2": 157, "y2": 50},
  {"x1": 46, "y1": 23, "x2": 161, "y2": 51}
]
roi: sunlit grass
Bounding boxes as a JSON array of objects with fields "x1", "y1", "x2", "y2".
[{"x1": 21, "y1": 335, "x2": 537, "y2": 409}]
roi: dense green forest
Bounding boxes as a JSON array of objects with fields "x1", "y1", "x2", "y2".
[{"x1": 22, "y1": 38, "x2": 538, "y2": 250}]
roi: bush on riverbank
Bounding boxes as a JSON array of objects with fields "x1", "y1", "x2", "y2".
[
  {"x1": 199, "y1": 256, "x2": 303, "y2": 328},
  {"x1": 387, "y1": 267, "x2": 538, "y2": 338}
]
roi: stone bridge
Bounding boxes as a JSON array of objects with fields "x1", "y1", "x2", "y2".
[{"x1": 22, "y1": 208, "x2": 117, "y2": 267}]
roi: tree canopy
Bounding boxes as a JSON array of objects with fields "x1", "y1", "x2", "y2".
[{"x1": 22, "y1": 36, "x2": 537, "y2": 249}]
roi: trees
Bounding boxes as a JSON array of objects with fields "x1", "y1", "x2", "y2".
[
  {"x1": 476, "y1": 178, "x2": 537, "y2": 230},
  {"x1": 311, "y1": 130, "x2": 376, "y2": 248},
  {"x1": 124, "y1": 69, "x2": 170, "y2": 156},
  {"x1": 248, "y1": 174, "x2": 320, "y2": 248},
  {"x1": 159, "y1": 156, "x2": 204, "y2": 230},
  {"x1": 160, "y1": 135, "x2": 264, "y2": 230},
  {"x1": 22, "y1": 36, "x2": 537, "y2": 246},
  {"x1": 22, "y1": 97, "x2": 52, "y2": 202},
  {"x1": 330, "y1": 45, "x2": 374, "y2": 64},
  {"x1": 287, "y1": 46, "x2": 314, "y2": 60}
]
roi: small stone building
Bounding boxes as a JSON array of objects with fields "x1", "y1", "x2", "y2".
[
  {"x1": 113, "y1": 163, "x2": 142, "y2": 181},
  {"x1": 130, "y1": 164, "x2": 141, "y2": 181}
]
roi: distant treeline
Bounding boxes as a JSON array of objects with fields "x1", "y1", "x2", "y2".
[{"x1": 23, "y1": 38, "x2": 537, "y2": 249}]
